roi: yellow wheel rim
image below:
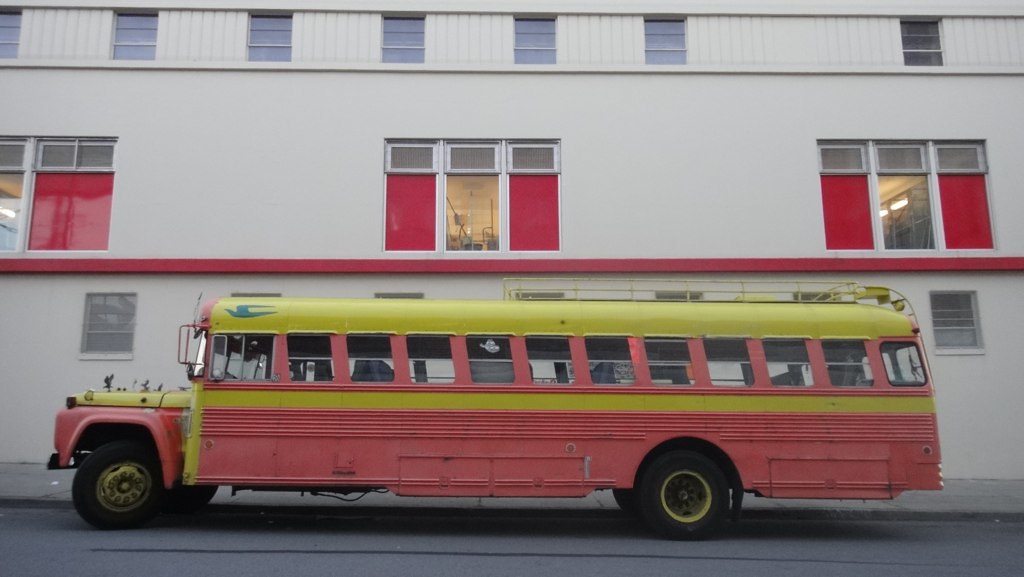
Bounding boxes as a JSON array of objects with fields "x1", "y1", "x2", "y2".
[
  {"x1": 96, "y1": 462, "x2": 152, "y2": 512},
  {"x1": 659, "y1": 470, "x2": 713, "y2": 523}
]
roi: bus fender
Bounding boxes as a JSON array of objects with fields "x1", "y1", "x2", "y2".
[{"x1": 52, "y1": 405, "x2": 185, "y2": 490}]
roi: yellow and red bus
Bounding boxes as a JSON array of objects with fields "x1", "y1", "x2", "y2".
[{"x1": 50, "y1": 279, "x2": 941, "y2": 538}]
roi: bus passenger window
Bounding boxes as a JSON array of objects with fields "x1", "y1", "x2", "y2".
[
  {"x1": 764, "y1": 339, "x2": 814, "y2": 387},
  {"x1": 348, "y1": 335, "x2": 395, "y2": 383},
  {"x1": 526, "y1": 336, "x2": 574, "y2": 384},
  {"x1": 287, "y1": 335, "x2": 334, "y2": 382},
  {"x1": 881, "y1": 342, "x2": 928, "y2": 386},
  {"x1": 585, "y1": 337, "x2": 635, "y2": 385},
  {"x1": 211, "y1": 334, "x2": 275, "y2": 381},
  {"x1": 644, "y1": 338, "x2": 691, "y2": 385},
  {"x1": 823, "y1": 340, "x2": 873, "y2": 387},
  {"x1": 467, "y1": 336, "x2": 514, "y2": 384},
  {"x1": 407, "y1": 335, "x2": 455, "y2": 384},
  {"x1": 704, "y1": 339, "x2": 753, "y2": 386}
]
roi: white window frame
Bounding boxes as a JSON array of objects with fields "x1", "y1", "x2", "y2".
[
  {"x1": 381, "y1": 16, "x2": 426, "y2": 64},
  {"x1": 818, "y1": 140, "x2": 989, "y2": 253},
  {"x1": 385, "y1": 141, "x2": 438, "y2": 174},
  {"x1": 930, "y1": 291, "x2": 984, "y2": 354},
  {"x1": 248, "y1": 14, "x2": 292, "y2": 62},
  {"x1": 507, "y1": 141, "x2": 560, "y2": 174},
  {"x1": 445, "y1": 142, "x2": 501, "y2": 174},
  {"x1": 514, "y1": 18, "x2": 557, "y2": 65},
  {"x1": 901, "y1": 19, "x2": 943, "y2": 66},
  {"x1": 81, "y1": 292, "x2": 137, "y2": 360},
  {"x1": 644, "y1": 19, "x2": 687, "y2": 65},
  {"x1": 112, "y1": 13, "x2": 158, "y2": 61},
  {"x1": 384, "y1": 139, "x2": 561, "y2": 255},
  {"x1": 1, "y1": 137, "x2": 116, "y2": 252},
  {"x1": 0, "y1": 138, "x2": 28, "y2": 252},
  {"x1": 0, "y1": 11, "x2": 20, "y2": 59}
]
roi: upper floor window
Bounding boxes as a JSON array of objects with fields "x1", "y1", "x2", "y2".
[
  {"x1": 82, "y1": 293, "x2": 137, "y2": 356},
  {"x1": 645, "y1": 20, "x2": 686, "y2": 64},
  {"x1": 384, "y1": 139, "x2": 560, "y2": 253},
  {"x1": 382, "y1": 17, "x2": 425, "y2": 63},
  {"x1": 249, "y1": 14, "x2": 292, "y2": 62},
  {"x1": 818, "y1": 141, "x2": 992, "y2": 251},
  {"x1": 515, "y1": 18, "x2": 556, "y2": 64},
  {"x1": 0, "y1": 12, "x2": 19, "y2": 59},
  {"x1": 930, "y1": 291, "x2": 983, "y2": 351},
  {"x1": 901, "y1": 20, "x2": 943, "y2": 66},
  {"x1": 0, "y1": 138, "x2": 118, "y2": 252},
  {"x1": 0, "y1": 140, "x2": 26, "y2": 250},
  {"x1": 113, "y1": 14, "x2": 158, "y2": 60}
]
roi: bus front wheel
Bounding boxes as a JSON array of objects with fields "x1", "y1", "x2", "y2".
[
  {"x1": 638, "y1": 451, "x2": 728, "y2": 540},
  {"x1": 72, "y1": 441, "x2": 164, "y2": 529}
]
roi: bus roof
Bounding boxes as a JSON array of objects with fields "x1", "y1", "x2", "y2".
[{"x1": 205, "y1": 296, "x2": 916, "y2": 340}]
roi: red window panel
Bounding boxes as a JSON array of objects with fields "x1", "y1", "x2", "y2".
[
  {"x1": 938, "y1": 175, "x2": 993, "y2": 250},
  {"x1": 820, "y1": 175, "x2": 874, "y2": 250},
  {"x1": 509, "y1": 175, "x2": 559, "y2": 251},
  {"x1": 385, "y1": 174, "x2": 436, "y2": 251},
  {"x1": 28, "y1": 173, "x2": 114, "y2": 251}
]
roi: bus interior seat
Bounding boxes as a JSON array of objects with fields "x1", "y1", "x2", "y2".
[{"x1": 351, "y1": 359, "x2": 395, "y2": 382}]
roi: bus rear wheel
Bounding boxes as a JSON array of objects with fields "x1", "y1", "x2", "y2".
[
  {"x1": 638, "y1": 451, "x2": 728, "y2": 540},
  {"x1": 72, "y1": 441, "x2": 164, "y2": 529}
]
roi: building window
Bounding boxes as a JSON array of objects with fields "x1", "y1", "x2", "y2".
[
  {"x1": 82, "y1": 293, "x2": 136, "y2": 354},
  {"x1": 113, "y1": 14, "x2": 158, "y2": 60},
  {"x1": 0, "y1": 11, "x2": 19, "y2": 58},
  {"x1": 248, "y1": 14, "x2": 292, "y2": 62},
  {"x1": 901, "y1": 20, "x2": 943, "y2": 66},
  {"x1": 930, "y1": 291, "x2": 983, "y2": 350},
  {"x1": 384, "y1": 140, "x2": 560, "y2": 253},
  {"x1": 515, "y1": 18, "x2": 556, "y2": 64},
  {"x1": 818, "y1": 141, "x2": 992, "y2": 251},
  {"x1": 30, "y1": 139, "x2": 117, "y2": 251},
  {"x1": 0, "y1": 140, "x2": 26, "y2": 250},
  {"x1": 645, "y1": 20, "x2": 686, "y2": 64},
  {"x1": 382, "y1": 17, "x2": 425, "y2": 63}
]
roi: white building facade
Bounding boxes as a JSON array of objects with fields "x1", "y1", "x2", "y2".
[{"x1": 1, "y1": 0, "x2": 1022, "y2": 478}]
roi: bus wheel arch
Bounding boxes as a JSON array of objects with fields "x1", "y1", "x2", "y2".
[{"x1": 633, "y1": 438, "x2": 743, "y2": 538}]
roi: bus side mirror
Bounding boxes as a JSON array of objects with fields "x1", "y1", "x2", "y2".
[{"x1": 210, "y1": 334, "x2": 228, "y2": 381}]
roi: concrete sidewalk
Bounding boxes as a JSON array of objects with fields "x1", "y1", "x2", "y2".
[{"x1": 3, "y1": 462, "x2": 1023, "y2": 522}]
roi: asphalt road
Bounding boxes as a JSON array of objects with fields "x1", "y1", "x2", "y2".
[{"x1": 1, "y1": 504, "x2": 1021, "y2": 577}]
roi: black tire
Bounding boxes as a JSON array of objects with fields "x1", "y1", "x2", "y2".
[
  {"x1": 71, "y1": 441, "x2": 164, "y2": 529},
  {"x1": 637, "y1": 451, "x2": 729, "y2": 540},
  {"x1": 163, "y1": 484, "x2": 219, "y2": 515}
]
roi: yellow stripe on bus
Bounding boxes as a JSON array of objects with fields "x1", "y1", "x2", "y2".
[{"x1": 201, "y1": 390, "x2": 935, "y2": 414}]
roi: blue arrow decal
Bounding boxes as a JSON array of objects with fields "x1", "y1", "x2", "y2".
[{"x1": 225, "y1": 305, "x2": 277, "y2": 318}]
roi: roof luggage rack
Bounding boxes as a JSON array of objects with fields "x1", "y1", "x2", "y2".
[{"x1": 503, "y1": 277, "x2": 910, "y2": 312}]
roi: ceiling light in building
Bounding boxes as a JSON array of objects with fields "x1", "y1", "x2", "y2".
[{"x1": 890, "y1": 198, "x2": 909, "y2": 211}]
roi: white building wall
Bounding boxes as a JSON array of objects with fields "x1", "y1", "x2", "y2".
[
  {"x1": 2, "y1": 0, "x2": 1024, "y2": 480},
  {"x1": 19, "y1": 8, "x2": 113, "y2": 60},
  {"x1": 426, "y1": 13, "x2": 511, "y2": 65},
  {"x1": 294, "y1": 11, "x2": 379, "y2": 64}
]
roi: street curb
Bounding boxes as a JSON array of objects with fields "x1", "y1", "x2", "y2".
[{"x1": 3, "y1": 497, "x2": 1023, "y2": 523}]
